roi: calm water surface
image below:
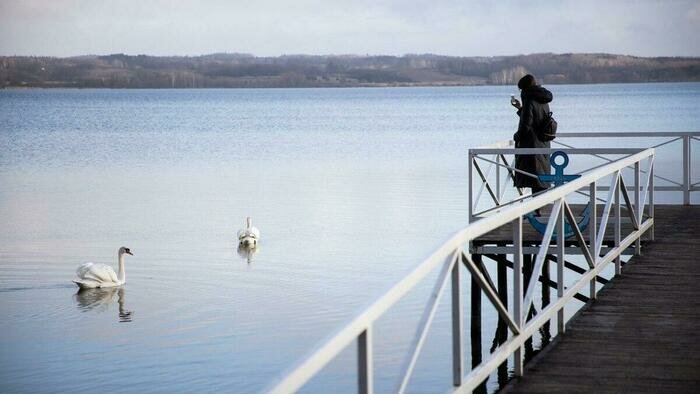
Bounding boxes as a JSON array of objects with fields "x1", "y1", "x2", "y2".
[{"x1": 1, "y1": 84, "x2": 699, "y2": 393}]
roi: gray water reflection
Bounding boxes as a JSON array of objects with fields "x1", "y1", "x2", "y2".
[
  {"x1": 74, "y1": 287, "x2": 133, "y2": 323},
  {"x1": 237, "y1": 244, "x2": 259, "y2": 264}
]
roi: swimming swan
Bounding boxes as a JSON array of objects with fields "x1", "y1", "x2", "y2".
[
  {"x1": 237, "y1": 217, "x2": 260, "y2": 247},
  {"x1": 73, "y1": 247, "x2": 133, "y2": 289}
]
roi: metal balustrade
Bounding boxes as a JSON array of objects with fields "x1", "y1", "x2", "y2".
[
  {"x1": 468, "y1": 132, "x2": 697, "y2": 222},
  {"x1": 559, "y1": 132, "x2": 698, "y2": 205},
  {"x1": 268, "y1": 141, "x2": 660, "y2": 393}
]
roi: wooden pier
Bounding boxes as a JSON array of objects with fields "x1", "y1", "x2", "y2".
[
  {"x1": 502, "y1": 204, "x2": 700, "y2": 393},
  {"x1": 269, "y1": 133, "x2": 698, "y2": 394}
]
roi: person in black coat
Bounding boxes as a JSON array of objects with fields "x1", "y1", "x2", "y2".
[{"x1": 511, "y1": 74, "x2": 553, "y2": 195}]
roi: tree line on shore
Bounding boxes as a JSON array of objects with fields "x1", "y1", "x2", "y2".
[{"x1": 1, "y1": 52, "x2": 699, "y2": 88}]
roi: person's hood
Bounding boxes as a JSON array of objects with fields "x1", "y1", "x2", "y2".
[{"x1": 521, "y1": 85, "x2": 552, "y2": 104}]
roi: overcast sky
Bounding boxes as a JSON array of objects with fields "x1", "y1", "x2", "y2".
[{"x1": 1, "y1": 0, "x2": 698, "y2": 57}]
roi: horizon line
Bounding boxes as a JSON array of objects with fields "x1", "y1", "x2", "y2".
[{"x1": 2, "y1": 51, "x2": 699, "y2": 60}]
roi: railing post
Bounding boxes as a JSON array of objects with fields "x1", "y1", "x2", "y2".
[
  {"x1": 635, "y1": 162, "x2": 641, "y2": 255},
  {"x1": 556, "y1": 198, "x2": 565, "y2": 334},
  {"x1": 496, "y1": 154, "x2": 501, "y2": 204},
  {"x1": 589, "y1": 182, "x2": 597, "y2": 300},
  {"x1": 615, "y1": 174, "x2": 621, "y2": 276},
  {"x1": 513, "y1": 215, "x2": 523, "y2": 376},
  {"x1": 683, "y1": 135, "x2": 690, "y2": 205},
  {"x1": 358, "y1": 328, "x2": 373, "y2": 394},
  {"x1": 469, "y1": 151, "x2": 474, "y2": 221},
  {"x1": 451, "y1": 260, "x2": 463, "y2": 386}
]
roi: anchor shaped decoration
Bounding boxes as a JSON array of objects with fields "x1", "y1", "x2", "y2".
[{"x1": 525, "y1": 151, "x2": 592, "y2": 238}]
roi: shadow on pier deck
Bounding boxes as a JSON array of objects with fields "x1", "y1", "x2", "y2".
[{"x1": 502, "y1": 204, "x2": 700, "y2": 393}]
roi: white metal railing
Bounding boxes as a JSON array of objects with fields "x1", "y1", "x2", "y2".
[
  {"x1": 268, "y1": 146, "x2": 655, "y2": 393},
  {"x1": 556, "y1": 132, "x2": 697, "y2": 205},
  {"x1": 469, "y1": 132, "x2": 697, "y2": 222}
]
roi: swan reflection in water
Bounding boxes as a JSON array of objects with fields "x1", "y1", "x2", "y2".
[
  {"x1": 74, "y1": 287, "x2": 133, "y2": 322},
  {"x1": 237, "y1": 244, "x2": 259, "y2": 264}
]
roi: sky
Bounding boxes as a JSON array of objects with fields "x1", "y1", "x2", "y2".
[{"x1": 0, "y1": 0, "x2": 699, "y2": 58}]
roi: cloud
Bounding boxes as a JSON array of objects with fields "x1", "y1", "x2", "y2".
[
  {"x1": 0, "y1": 0, "x2": 698, "y2": 57},
  {"x1": 688, "y1": 3, "x2": 700, "y2": 23}
]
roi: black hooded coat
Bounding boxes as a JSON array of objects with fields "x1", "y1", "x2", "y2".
[{"x1": 513, "y1": 85, "x2": 553, "y2": 189}]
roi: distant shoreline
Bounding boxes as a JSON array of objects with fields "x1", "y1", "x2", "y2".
[
  {"x1": 2, "y1": 52, "x2": 699, "y2": 89},
  {"x1": 2, "y1": 81, "x2": 699, "y2": 91}
]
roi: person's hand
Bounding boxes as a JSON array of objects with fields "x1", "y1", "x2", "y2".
[{"x1": 511, "y1": 98, "x2": 521, "y2": 110}]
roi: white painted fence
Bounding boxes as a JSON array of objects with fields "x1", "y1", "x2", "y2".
[
  {"x1": 469, "y1": 132, "x2": 698, "y2": 223},
  {"x1": 558, "y1": 132, "x2": 697, "y2": 205},
  {"x1": 268, "y1": 141, "x2": 658, "y2": 393}
]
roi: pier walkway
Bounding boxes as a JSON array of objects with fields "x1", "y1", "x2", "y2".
[
  {"x1": 503, "y1": 204, "x2": 700, "y2": 393},
  {"x1": 268, "y1": 132, "x2": 698, "y2": 394}
]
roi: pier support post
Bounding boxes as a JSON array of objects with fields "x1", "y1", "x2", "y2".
[
  {"x1": 635, "y1": 162, "x2": 642, "y2": 255},
  {"x1": 650, "y1": 162, "x2": 655, "y2": 241},
  {"x1": 358, "y1": 327, "x2": 373, "y2": 394},
  {"x1": 470, "y1": 254, "x2": 486, "y2": 394},
  {"x1": 615, "y1": 175, "x2": 622, "y2": 276},
  {"x1": 556, "y1": 199, "x2": 565, "y2": 334},
  {"x1": 589, "y1": 182, "x2": 597, "y2": 300},
  {"x1": 496, "y1": 248, "x2": 508, "y2": 348},
  {"x1": 513, "y1": 217, "x2": 523, "y2": 376},
  {"x1": 523, "y1": 252, "x2": 535, "y2": 361},
  {"x1": 683, "y1": 135, "x2": 690, "y2": 205},
  {"x1": 495, "y1": 243, "x2": 509, "y2": 387},
  {"x1": 451, "y1": 258, "x2": 463, "y2": 387},
  {"x1": 541, "y1": 258, "x2": 552, "y2": 347}
]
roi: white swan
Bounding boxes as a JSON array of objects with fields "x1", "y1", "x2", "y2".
[
  {"x1": 73, "y1": 247, "x2": 132, "y2": 289},
  {"x1": 237, "y1": 217, "x2": 260, "y2": 247}
]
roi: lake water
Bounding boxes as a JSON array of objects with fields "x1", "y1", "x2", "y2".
[{"x1": 1, "y1": 83, "x2": 699, "y2": 393}]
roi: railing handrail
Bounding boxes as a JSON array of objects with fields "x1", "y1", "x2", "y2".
[
  {"x1": 471, "y1": 148, "x2": 644, "y2": 154},
  {"x1": 558, "y1": 131, "x2": 699, "y2": 137},
  {"x1": 268, "y1": 147, "x2": 654, "y2": 393},
  {"x1": 469, "y1": 131, "x2": 696, "y2": 213},
  {"x1": 559, "y1": 131, "x2": 697, "y2": 204}
]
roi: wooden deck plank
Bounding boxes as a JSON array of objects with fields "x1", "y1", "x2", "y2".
[
  {"x1": 501, "y1": 205, "x2": 700, "y2": 393},
  {"x1": 473, "y1": 204, "x2": 649, "y2": 245}
]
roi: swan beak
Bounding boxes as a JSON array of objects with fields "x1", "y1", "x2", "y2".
[{"x1": 126, "y1": 250, "x2": 133, "y2": 255}]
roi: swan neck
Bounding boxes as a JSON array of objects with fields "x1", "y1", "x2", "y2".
[{"x1": 117, "y1": 253, "x2": 126, "y2": 283}]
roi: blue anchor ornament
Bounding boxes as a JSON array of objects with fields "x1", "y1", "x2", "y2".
[{"x1": 525, "y1": 151, "x2": 592, "y2": 238}]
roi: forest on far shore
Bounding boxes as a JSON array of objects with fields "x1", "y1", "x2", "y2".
[{"x1": 2, "y1": 52, "x2": 699, "y2": 88}]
